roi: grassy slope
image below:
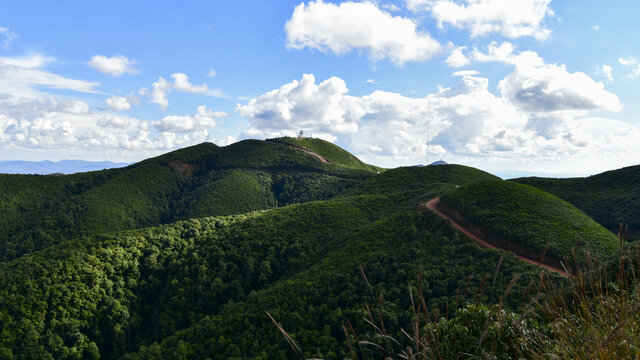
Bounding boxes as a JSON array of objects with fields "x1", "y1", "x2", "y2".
[
  {"x1": 440, "y1": 180, "x2": 619, "y2": 263},
  {"x1": 0, "y1": 165, "x2": 541, "y2": 359},
  {"x1": 273, "y1": 137, "x2": 383, "y2": 173},
  {"x1": 0, "y1": 139, "x2": 378, "y2": 260},
  {"x1": 512, "y1": 164, "x2": 640, "y2": 235}
]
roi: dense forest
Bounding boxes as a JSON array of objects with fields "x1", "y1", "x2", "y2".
[{"x1": 0, "y1": 138, "x2": 637, "y2": 359}]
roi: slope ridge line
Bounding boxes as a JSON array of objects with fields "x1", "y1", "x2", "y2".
[{"x1": 426, "y1": 198, "x2": 570, "y2": 276}]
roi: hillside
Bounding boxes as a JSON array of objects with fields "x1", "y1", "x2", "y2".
[
  {"x1": 512, "y1": 164, "x2": 640, "y2": 237},
  {"x1": 0, "y1": 164, "x2": 547, "y2": 359},
  {"x1": 0, "y1": 138, "x2": 377, "y2": 261},
  {"x1": 1, "y1": 140, "x2": 634, "y2": 359},
  {"x1": 439, "y1": 180, "x2": 620, "y2": 267}
]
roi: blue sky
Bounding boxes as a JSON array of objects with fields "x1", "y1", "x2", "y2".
[{"x1": 1, "y1": 0, "x2": 639, "y2": 176}]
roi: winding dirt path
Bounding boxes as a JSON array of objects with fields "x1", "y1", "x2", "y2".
[{"x1": 426, "y1": 198, "x2": 570, "y2": 276}]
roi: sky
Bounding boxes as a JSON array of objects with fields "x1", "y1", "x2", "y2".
[{"x1": 1, "y1": 0, "x2": 640, "y2": 177}]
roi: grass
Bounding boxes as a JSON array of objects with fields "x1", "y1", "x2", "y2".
[
  {"x1": 272, "y1": 136, "x2": 383, "y2": 173},
  {"x1": 440, "y1": 180, "x2": 620, "y2": 265}
]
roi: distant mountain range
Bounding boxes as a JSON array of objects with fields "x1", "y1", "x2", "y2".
[{"x1": 0, "y1": 160, "x2": 131, "y2": 174}]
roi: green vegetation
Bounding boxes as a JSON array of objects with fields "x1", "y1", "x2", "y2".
[
  {"x1": 440, "y1": 180, "x2": 619, "y2": 265},
  {"x1": 273, "y1": 136, "x2": 382, "y2": 172},
  {"x1": 512, "y1": 164, "x2": 640, "y2": 237},
  {"x1": 0, "y1": 139, "x2": 377, "y2": 261},
  {"x1": 345, "y1": 241, "x2": 640, "y2": 359},
  {"x1": 0, "y1": 138, "x2": 636, "y2": 359},
  {"x1": 342, "y1": 164, "x2": 500, "y2": 197},
  {"x1": 0, "y1": 164, "x2": 548, "y2": 359}
]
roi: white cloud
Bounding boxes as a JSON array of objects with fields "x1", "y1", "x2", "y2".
[
  {"x1": 591, "y1": 25, "x2": 600, "y2": 31},
  {"x1": 498, "y1": 63, "x2": 621, "y2": 113},
  {"x1": 96, "y1": 114, "x2": 147, "y2": 131},
  {"x1": 453, "y1": 70, "x2": 479, "y2": 76},
  {"x1": 171, "y1": 73, "x2": 209, "y2": 94},
  {"x1": 619, "y1": 57, "x2": 636, "y2": 67},
  {"x1": 381, "y1": 3, "x2": 401, "y2": 12},
  {"x1": 237, "y1": 74, "x2": 361, "y2": 137},
  {"x1": 461, "y1": 42, "x2": 620, "y2": 113},
  {"x1": 207, "y1": 68, "x2": 217, "y2": 77},
  {"x1": 105, "y1": 96, "x2": 132, "y2": 111},
  {"x1": 619, "y1": 57, "x2": 640, "y2": 78},
  {"x1": 150, "y1": 77, "x2": 172, "y2": 110},
  {"x1": 237, "y1": 73, "x2": 639, "y2": 173},
  {"x1": 88, "y1": 55, "x2": 138, "y2": 77},
  {"x1": 404, "y1": 0, "x2": 429, "y2": 12},
  {"x1": 427, "y1": 0, "x2": 553, "y2": 40},
  {"x1": 446, "y1": 46, "x2": 470, "y2": 67},
  {"x1": 600, "y1": 65, "x2": 613, "y2": 83},
  {"x1": 153, "y1": 105, "x2": 226, "y2": 132},
  {"x1": 365, "y1": 79, "x2": 377, "y2": 84},
  {"x1": 285, "y1": 0, "x2": 441, "y2": 66},
  {"x1": 0, "y1": 27, "x2": 18, "y2": 50},
  {"x1": 0, "y1": 92, "x2": 224, "y2": 161},
  {"x1": 0, "y1": 54, "x2": 100, "y2": 97}
]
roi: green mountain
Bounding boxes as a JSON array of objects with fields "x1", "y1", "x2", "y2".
[
  {"x1": 512, "y1": 164, "x2": 640, "y2": 237},
  {"x1": 0, "y1": 141, "x2": 634, "y2": 359},
  {"x1": 0, "y1": 162, "x2": 548, "y2": 359},
  {"x1": 439, "y1": 181, "x2": 619, "y2": 268},
  {"x1": 0, "y1": 138, "x2": 377, "y2": 261}
]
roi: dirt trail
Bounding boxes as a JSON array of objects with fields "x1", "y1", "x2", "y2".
[
  {"x1": 426, "y1": 198, "x2": 570, "y2": 277},
  {"x1": 264, "y1": 140, "x2": 331, "y2": 164}
]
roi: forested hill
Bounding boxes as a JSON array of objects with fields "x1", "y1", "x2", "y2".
[
  {"x1": 1, "y1": 139, "x2": 635, "y2": 359},
  {"x1": 0, "y1": 137, "x2": 379, "y2": 261},
  {"x1": 512, "y1": 164, "x2": 640, "y2": 236},
  {"x1": 0, "y1": 164, "x2": 542, "y2": 359}
]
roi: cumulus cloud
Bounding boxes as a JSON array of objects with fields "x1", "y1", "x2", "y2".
[
  {"x1": 458, "y1": 42, "x2": 621, "y2": 113},
  {"x1": 96, "y1": 114, "x2": 147, "y2": 131},
  {"x1": 146, "y1": 73, "x2": 225, "y2": 109},
  {"x1": 499, "y1": 63, "x2": 621, "y2": 113},
  {"x1": 171, "y1": 73, "x2": 209, "y2": 94},
  {"x1": 237, "y1": 74, "x2": 361, "y2": 137},
  {"x1": 619, "y1": 57, "x2": 640, "y2": 78},
  {"x1": 105, "y1": 96, "x2": 132, "y2": 111},
  {"x1": 0, "y1": 27, "x2": 17, "y2": 50},
  {"x1": 0, "y1": 92, "x2": 224, "y2": 161},
  {"x1": 426, "y1": 0, "x2": 553, "y2": 39},
  {"x1": 237, "y1": 73, "x2": 638, "y2": 173},
  {"x1": 153, "y1": 105, "x2": 226, "y2": 132},
  {"x1": 89, "y1": 55, "x2": 138, "y2": 77},
  {"x1": 285, "y1": 0, "x2": 441, "y2": 66},
  {"x1": 446, "y1": 46, "x2": 470, "y2": 67},
  {"x1": 237, "y1": 73, "x2": 525, "y2": 160},
  {"x1": 150, "y1": 77, "x2": 172, "y2": 110}
]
